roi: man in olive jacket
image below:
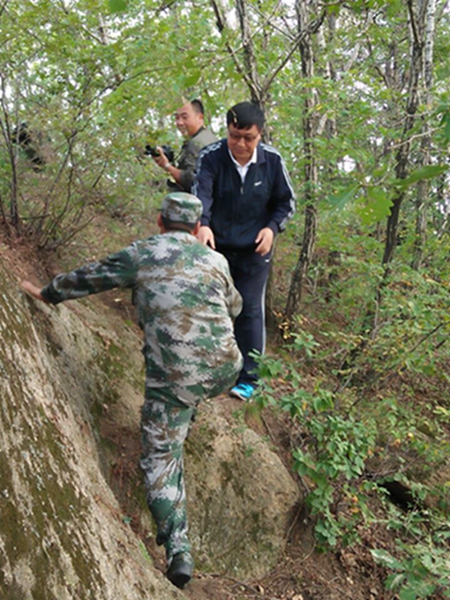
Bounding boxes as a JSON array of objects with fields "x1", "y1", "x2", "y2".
[{"x1": 153, "y1": 99, "x2": 217, "y2": 192}]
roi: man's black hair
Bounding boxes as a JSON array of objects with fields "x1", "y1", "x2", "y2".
[
  {"x1": 190, "y1": 99, "x2": 205, "y2": 115},
  {"x1": 161, "y1": 216, "x2": 197, "y2": 232},
  {"x1": 226, "y1": 101, "x2": 265, "y2": 130}
]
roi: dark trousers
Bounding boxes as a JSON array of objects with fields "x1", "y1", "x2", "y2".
[{"x1": 220, "y1": 248, "x2": 271, "y2": 386}]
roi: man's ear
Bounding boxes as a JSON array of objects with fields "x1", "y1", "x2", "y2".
[{"x1": 157, "y1": 214, "x2": 164, "y2": 230}]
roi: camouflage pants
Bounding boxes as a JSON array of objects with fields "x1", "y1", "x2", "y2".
[{"x1": 139, "y1": 394, "x2": 195, "y2": 562}]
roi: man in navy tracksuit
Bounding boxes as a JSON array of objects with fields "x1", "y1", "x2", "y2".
[{"x1": 193, "y1": 102, "x2": 295, "y2": 400}]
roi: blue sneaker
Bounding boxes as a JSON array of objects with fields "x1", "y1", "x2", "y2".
[{"x1": 230, "y1": 383, "x2": 255, "y2": 401}]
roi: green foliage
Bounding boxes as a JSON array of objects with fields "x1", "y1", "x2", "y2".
[
  {"x1": 371, "y1": 525, "x2": 450, "y2": 600},
  {"x1": 356, "y1": 268, "x2": 450, "y2": 381},
  {"x1": 1, "y1": 0, "x2": 449, "y2": 258},
  {"x1": 439, "y1": 111, "x2": 450, "y2": 140},
  {"x1": 252, "y1": 268, "x2": 450, "y2": 588},
  {"x1": 398, "y1": 165, "x2": 449, "y2": 189},
  {"x1": 108, "y1": 0, "x2": 128, "y2": 12},
  {"x1": 0, "y1": 0, "x2": 250, "y2": 245},
  {"x1": 325, "y1": 163, "x2": 449, "y2": 227},
  {"x1": 327, "y1": 185, "x2": 359, "y2": 210},
  {"x1": 254, "y1": 348, "x2": 378, "y2": 547}
]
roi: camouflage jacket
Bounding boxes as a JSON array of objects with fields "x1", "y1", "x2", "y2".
[
  {"x1": 169, "y1": 127, "x2": 217, "y2": 193},
  {"x1": 41, "y1": 232, "x2": 243, "y2": 407}
]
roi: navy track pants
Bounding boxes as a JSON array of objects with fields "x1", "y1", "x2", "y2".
[{"x1": 220, "y1": 248, "x2": 271, "y2": 386}]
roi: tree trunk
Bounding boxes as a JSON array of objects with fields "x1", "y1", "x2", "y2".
[
  {"x1": 284, "y1": 0, "x2": 319, "y2": 322},
  {"x1": 0, "y1": 75, "x2": 20, "y2": 232},
  {"x1": 412, "y1": 0, "x2": 436, "y2": 270},
  {"x1": 382, "y1": 0, "x2": 429, "y2": 269},
  {"x1": 235, "y1": 0, "x2": 263, "y2": 108},
  {"x1": 341, "y1": 0, "x2": 433, "y2": 378}
]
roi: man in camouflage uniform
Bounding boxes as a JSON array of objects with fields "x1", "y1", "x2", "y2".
[{"x1": 21, "y1": 192, "x2": 243, "y2": 589}]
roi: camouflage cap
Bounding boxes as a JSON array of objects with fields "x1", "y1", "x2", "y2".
[{"x1": 161, "y1": 192, "x2": 203, "y2": 224}]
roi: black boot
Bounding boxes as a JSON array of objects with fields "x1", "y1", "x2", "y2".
[{"x1": 166, "y1": 553, "x2": 193, "y2": 589}]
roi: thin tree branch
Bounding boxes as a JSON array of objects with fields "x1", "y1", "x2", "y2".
[
  {"x1": 407, "y1": 0, "x2": 423, "y2": 47},
  {"x1": 244, "y1": 0, "x2": 289, "y2": 41},
  {"x1": 209, "y1": 0, "x2": 260, "y2": 97},
  {"x1": 263, "y1": 9, "x2": 327, "y2": 94},
  {"x1": 0, "y1": 0, "x2": 10, "y2": 17},
  {"x1": 390, "y1": 126, "x2": 440, "y2": 149}
]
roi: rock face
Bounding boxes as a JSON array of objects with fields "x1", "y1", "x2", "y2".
[
  {"x1": 0, "y1": 259, "x2": 300, "y2": 598},
  {"x1": 186, "y1": 402, "x2": 300, "y2": 579},
  {"x1": 0, "y1": 265, "x2": 183, "y2": 600}
]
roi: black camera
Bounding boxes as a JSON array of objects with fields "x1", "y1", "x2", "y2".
[{"x1": 144, "y1": 144, "x2": 175, "y2": 164}]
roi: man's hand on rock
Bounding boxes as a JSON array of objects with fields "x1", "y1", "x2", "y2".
[{"x1": 20, "y1": 280, "x2": 48, "y2": 303}]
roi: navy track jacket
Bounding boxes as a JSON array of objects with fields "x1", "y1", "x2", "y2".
[{"x1": 192, "y1": 139, "x2": 295, "y2": 250}]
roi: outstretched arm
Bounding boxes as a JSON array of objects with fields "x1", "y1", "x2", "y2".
[{"x1": 21, "y1": 245, "x2": 139, "y2": 306}]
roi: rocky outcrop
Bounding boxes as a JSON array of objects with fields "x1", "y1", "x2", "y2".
[
  {"x1": 186, "y1": 401, "x2": 299, "y2": 579},
  {"x1": 0, "y1": 258, "x2": 300, "y2": 598},
  {"x1": 0, "y1": 265, "x2": 183, "y2": 600}
]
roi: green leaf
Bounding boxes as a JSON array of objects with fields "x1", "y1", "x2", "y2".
[
  {"x1": 435, "y1": 63, "x2": 450, "y2": 80},
  {"x1": 386, "y1": 572, "x2": 406, "y2": 590},
  {"x1": 182, "y1": 72, "x2": 201, "y2": 87},
  {"x1": 108, "y1": 0, "x2": 127, "y2": 13},
  {"x1": 371, "y1": 548, "x2": 404, "y2": 570},
  {"x1": 359, "y1": 187, "x2": 393, "y2": 225},
  {"x1": 312, "y1": 393, "x2": 334, "y2": 412},
  {"x1": 399, "y1": 588, "x2": 419, "y2": 600},
  {"x1": 398, "y1": 165, "x2": 448, "y2": 188},
  {"x1": 326, "y1": 185, "x2": 359, "y2": 210},
  {"x1": 443, "y1": 113, "x2": 450, "y2": 140}
]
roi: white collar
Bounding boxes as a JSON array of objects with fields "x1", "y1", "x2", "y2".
[{"x1": 228, "y1": 147, "x2": 258, "y2": 170}]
